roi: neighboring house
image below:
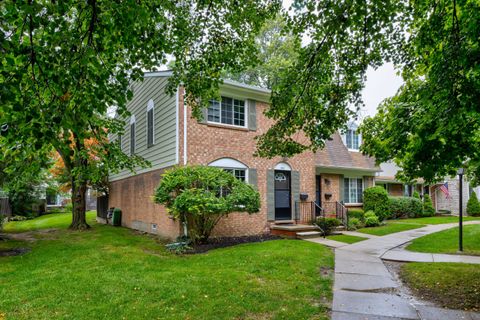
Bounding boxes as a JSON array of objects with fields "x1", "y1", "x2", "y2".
[
  {"x1": 376, "y1": 162, "x2": 477, "y2": 215},
  {"x1": 106, "y1": 71, "x2": 379, "y2": 239}
]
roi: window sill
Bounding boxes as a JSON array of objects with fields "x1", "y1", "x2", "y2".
[
  {"x1": 345, "y1": 203, "x2": 363, "y2": 207},
  {"x1": 204, "y1": 122, "x2": 249, "y2": 132}
]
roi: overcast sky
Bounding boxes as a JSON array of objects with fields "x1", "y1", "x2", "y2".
[{"x1": 360, "y1": 63, "x2": 403, "y2": 119}]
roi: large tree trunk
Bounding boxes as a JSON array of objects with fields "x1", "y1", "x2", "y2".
[{"x1": 70, "y1": 180, "x2": 90, "y2": 230}]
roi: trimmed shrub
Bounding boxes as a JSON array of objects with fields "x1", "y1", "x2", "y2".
[
  {"x1": 363, "y1": 186, "x2": 390, "y2": 221},
  {"x1": 347, "y1": 217, "x2": 364, "y2": 231},
  {"x1": 389, "y1": 196, "x2": 423, "y2": 218},
  {"x1": 364, "y1": 210, "x2": 380, "y2": 227},
  {"x1": 422, "y1": 194, "x2": 435, "y2": 217},
  {"x1": 413, "y1": 191, "x2": 420, "y2": 199},
  {"x1": 348, "y1": 208, "x2": 365, "y2": 221},
  {"x1": 467, "y1": 191, "x2": 480, "y2": 217},
  {"x1": 315, "y1": 217, "x2": 341, "y2": 236}
]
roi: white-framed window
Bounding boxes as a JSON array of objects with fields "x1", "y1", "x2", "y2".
[
  {"x1": 146, "y1": 99, "x2": 155, "y2": 147},
  {"x1": 344, "y1": 178, "x2": 363, "y2": 204},
  {"x1": 207, "y1": 96, "x2": 246, "y2": 127},
  {"x1": 130, "y1": 115, "x2": 136, "y2": 155},
  {"x1": 209, "y1": 158, "x2": 248, "y2": 183},
  {"x1": 345, "y1": 129, "x2": 360, "y2": 150}
]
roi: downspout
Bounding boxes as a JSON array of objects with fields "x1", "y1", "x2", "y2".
[{"x1": 183, "y1": 88, "x2": 187, "y2": 165}]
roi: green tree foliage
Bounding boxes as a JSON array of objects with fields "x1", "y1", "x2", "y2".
[
  {"x1": 363, "y1": 186, "x2": 390, "y2": 221},
  {"x1": 423, "y1": 194, "x2": 435, "y2": 217},
  {"x1": 255, "y1": 1, "x2": 406, "y2": 157},
  {"x1": 360, "y1": 1, "x2": 480, "y2": 183},
  {"x1": 154, "y1": 166, "x2": 260, "y2": 244},
  {"x1": 1, "y1": 1, "x2": 277, "y2": 229},
  {"x1": 466, "y1": 191, "x2": 480, "y2": 217},
  {"x1": 225, "y1": 15, "x2": 299, "y2": 89}
]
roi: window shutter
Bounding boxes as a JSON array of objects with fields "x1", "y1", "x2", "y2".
[
  {"x1": 248, "y1": 169, "x2": 257, "y2": 187},
  {"x1": 130, "y1": 123, "x2": 135, "y2": 155},
  {"x1": 292, "y1": 171, "x2": 300, "y2": 206},
  {"x1": 247, "y1": 99, "x2": 257, "y2": 131},
  {"x1": 339, "y1": 175, "x2": 345, "y2": 203},
  {"x1": 267, "y1": 170, "x2": 275, "y2": 221}
]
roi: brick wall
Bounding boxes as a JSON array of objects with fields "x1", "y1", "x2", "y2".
[
  {"x1": 319, "y1": 174, "x2": 341, "y2": 214},
  {"x1": 109, "y1": 168, "x2": 181, "y2": 239},
  {"x1": 184, "y1": 91, "x2": 317, "y2": 237}
]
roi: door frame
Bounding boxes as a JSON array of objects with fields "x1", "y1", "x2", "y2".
[{"x1": 274, "y1": 170, "x2": 292, "y2": 220}]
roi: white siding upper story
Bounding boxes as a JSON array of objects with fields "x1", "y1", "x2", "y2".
[{"x1": 109, "y1": 75, "x2": 178, "y2": 181}]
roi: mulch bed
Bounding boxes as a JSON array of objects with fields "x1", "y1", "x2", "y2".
[
  {"x1": 185, "y1": 234, "x2": 282, "y2": 254},
  {"x1": 0, "y1": 247, "x2": 31, "y2": 257}
]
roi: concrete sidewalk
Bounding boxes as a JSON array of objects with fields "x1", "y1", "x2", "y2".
[{"x1": 327, "y1": 221, "x2": 480, "y2": 320}]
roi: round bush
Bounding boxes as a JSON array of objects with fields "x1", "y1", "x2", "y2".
[
  {"x1": 315, "y1": 217, "x2": 341, "y2": 235},
  {"x1": 363, "y1": 186, "x2": 390, "y2": 221},
  {"x1": 347, "y1": 208, "x2": 365, "y2": 221},
  {"x1": 389, "y1": 196, "x2": 423, "y2": 218},
  {"x1": 364, "y1": 210, "x2": 380, "y2": 227}
]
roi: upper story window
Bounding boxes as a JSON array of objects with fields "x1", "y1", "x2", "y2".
[
  {"x1": 130, "y1": 115, "x2": 136, "y2": 155},
  {"x1": 208, "y1": 96, "x2": 246, "y2": 127},
  {"x1": 344, "y1": 177, "x2": 363, "y2": 204},
  {"x1": 146, "y1": 99, "x2": 155, "y2": 147},
  {"x1": 345, "y1": 129, "x2": 360, "y2": 150}
]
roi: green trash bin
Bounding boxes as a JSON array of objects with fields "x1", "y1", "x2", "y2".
[{"x1": 112, "y1": 208, "x2": 122, "y2": 226}]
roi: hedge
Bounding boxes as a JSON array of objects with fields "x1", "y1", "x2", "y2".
[
  {"x1": 347, "y1": 208, "x2": 365, "y2": 221},
  {"x1": 363, "y1": 186, "x2": 390, "y2": 221},
  {"x1": 422, "y1": 194, "x2": 435, "y2": 217},
  {"x1": 388, "y1": 196, "x2": 423, "y2": 218}
]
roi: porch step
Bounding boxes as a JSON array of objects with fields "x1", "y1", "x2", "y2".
[{"x1": 296, "y1": 231, "x2": 322, "y2": 239}]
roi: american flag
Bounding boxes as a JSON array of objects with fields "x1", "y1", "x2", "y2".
[{"x1": 439, "y1": 182, "x2": 450, "y2": 199}]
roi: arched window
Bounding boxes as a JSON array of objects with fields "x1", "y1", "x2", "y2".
[
  {"x1": 146, "y1": 99, "x2": 155, "y2": 147},
  {"x1": 209, "y1": 158, "x2": 248, "y2": 182},
  {"x1": 274, "y1": 162, "x2": 292, "y2": 171}
]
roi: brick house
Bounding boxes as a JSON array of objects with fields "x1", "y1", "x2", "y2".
[{"x1": 106, "y1": 71, "x2": 381, "y2": 239}]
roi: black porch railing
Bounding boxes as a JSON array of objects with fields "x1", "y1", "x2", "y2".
[
  {"x1": 335, "y1": 201, "x2": 348, "y2": 226},
  {"x1": 294, "y1": 201, "x2": 324, "y2": 224}
]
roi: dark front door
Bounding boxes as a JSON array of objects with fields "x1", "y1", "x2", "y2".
[{"x1": 274, "y1": 170, "x2": 291, "y2": 220}]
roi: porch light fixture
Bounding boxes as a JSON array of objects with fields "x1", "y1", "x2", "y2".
[
  {"x1": 457, "y1": 168, "x2": 464, "y2": 252},
  {"x1": 324, "y1": 178, "x2": 331, "y2": 186}
]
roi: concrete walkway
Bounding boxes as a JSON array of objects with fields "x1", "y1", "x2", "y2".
[{"x1": 326, "y1": 221, "x2": 480, "y2": 319}]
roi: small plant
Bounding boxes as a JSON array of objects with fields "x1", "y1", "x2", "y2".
[
  {"x1": 363, "y1": 186, "x2": 390, "y2": 221},
  {"x1": 348, "y1": 208, "x2": 365, "y2": 221},
  {"x1": 347, "y1": 217, "x2": 363, "y2": 230},
  {"x1": 315, "y1": 217, "x2": 341, "y2": 236},
  {"x1": 422, "y1": 194, "x2": 435, "y2": 217},
  {"x1": 467, "y1": 191, "x2": 480, "y2": 217},
  {"x1": 364, "y1": 210, "x2": 380, "y2": 227},
  {"x1": 7, "y1": 215, "x2": 28, "y2": 222},
  {"x1": 165, "y1": 236, "x2": 192, "y2": 254}
]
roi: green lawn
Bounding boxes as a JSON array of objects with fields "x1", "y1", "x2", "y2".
[
  {"x1": 393, "y1": 216, "x2": 480, "y2": 225},
  {"x1": 0, "y1": 213, "x2": 333, "y2": 320},
  {"x1": 401, "y1": 262, "x2": 480, "y2": 311},
  {"x1": 406, "y1": 224, "x2": 480, "y2": 256},
  {"x1": 3, "y1": 211, "x2": 97, "y2": 233},
  {"x1": 326, "y1": 234, "x2": 367, "y2": 244},
  {"x1": 357, "y1": 222, "x2": 425, "y2": 236}
]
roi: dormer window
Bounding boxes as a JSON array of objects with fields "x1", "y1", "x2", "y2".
[{"x1": 344, "y1": 128, "x2": 361, "y2": 151}]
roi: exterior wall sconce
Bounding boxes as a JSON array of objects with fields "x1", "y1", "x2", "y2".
[{"x1": 324, "y1": 178, "x2": 331, "y2": 186}]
